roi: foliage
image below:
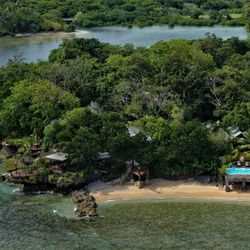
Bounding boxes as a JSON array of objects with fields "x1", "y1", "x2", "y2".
[
  {"x1": 0, "y1": 35, "x2": 250, "y2": 178},
  {"x1": 4, "y1": 157, "x2": 24, "y2": 172},
  {"x1": 218, "y1": 165, "x2": 228, "y2": 175},
  {"x1": 222, "y1": 102, "x2": 250, "y2": 131},
  {"x1": 44, "y1": 108, "x2": 102, "y2": 168},
  {"x1": 33, "y1": 157, "x2": 51, "y2": 175},
  {"x1": 0, "y1": 80, "x2": 79, "y2": 137},
  {"x1": 0, "y1": 0, "x2": 248, "y2": 36}
]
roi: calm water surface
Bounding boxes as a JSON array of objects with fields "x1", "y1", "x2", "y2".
[
  {"x1": 0, "y1": 25, "x2": 247, "y2": 66},
  {"x1": 1, "y1": 177, "x2": 250, "y2": 250}
]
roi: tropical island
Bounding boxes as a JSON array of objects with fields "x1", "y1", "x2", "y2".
[
  {"x1": 1, "y1": 1, "x2": 250, "y2": 248},
  {"x1": 0, "y1": 0, "x2": 249, "y2": 37},
  {"x1": 0, "y1": 33, "x2": 249, "y2": 196}
]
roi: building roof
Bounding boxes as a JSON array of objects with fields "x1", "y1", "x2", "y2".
[
  {"x1": 40, "y1": 152, "x2": 54, "y2": 157},
  {"x1": 22, "y1": 157, "x2": 35, "y2": 164},
  {"x1": 98, "y1": 152, "x2": 111, "y2": 160},
  {"x1": 231, "y1": 128, "x2": 243, "y2": 139},
  {"x1": 45, "y1": 152, "x2": 67, "y2": 162}
]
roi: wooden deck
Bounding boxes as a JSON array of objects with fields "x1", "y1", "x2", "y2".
[
  {"x1": 50, "y1": 165, "x2": 63, "y2": 174},
  {"x1": 10, "y1": 169, "x2": 38, "y2": 178},
  {"x1": 225, "y1": 174, "x2": 250, "y2": 192}
]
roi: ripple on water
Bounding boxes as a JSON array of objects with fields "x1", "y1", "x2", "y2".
[
  {"x1": 3, "y1": 176, "x2": 250, "y2": 250},
  {"x1": 0, "y1": 25, "x2": 247, "y2": 67},
  {"x1": 50, "y1": 197, "x2": 76, "y2": 219}
]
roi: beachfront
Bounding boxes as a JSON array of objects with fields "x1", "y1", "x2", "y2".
[{"x1": 88, "y1": 178, "x2": 250, "y2": 203}]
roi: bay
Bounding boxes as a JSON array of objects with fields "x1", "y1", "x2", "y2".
[{"x1": 0, "y1": 25, "x2": 247, "y2": 67}]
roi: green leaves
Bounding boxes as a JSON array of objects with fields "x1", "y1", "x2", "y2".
[
  {"x1": 222, "y1": 102, "x2": 250, "y2": 131},
  {"x1": 0, "y1": 34, "x2": 249, "y2": 178},
  {"x1": 0, "y1": 0, "x2": 248, "y2": 36},
  {"x1": 0, "y1": 80, "x2": 79, "y2": 137},
  {"x1": 65, "y1": 127, "x2": 100, "y2": 168}
]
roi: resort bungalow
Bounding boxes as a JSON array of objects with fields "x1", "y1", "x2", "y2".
[{"x1": 44, "y1": 152, "x2": 68, "y2": 174}]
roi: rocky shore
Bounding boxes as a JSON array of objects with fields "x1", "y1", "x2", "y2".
[{"x1": 71, "y1": 190, "x2": 97, "y2": 217}]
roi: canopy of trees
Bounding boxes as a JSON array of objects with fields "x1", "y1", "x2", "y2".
[
  {"x1": 0, "y1": 0, "x2": 248, "y2": 36},
  {"x1": 0, "y1": 80, "x2": 79, "y2": 137},
  {"x1": 0, "y1": 35, "x2": 249, "y2": 178}
]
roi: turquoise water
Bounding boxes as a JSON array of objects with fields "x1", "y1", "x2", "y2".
[
  {"x1": 226, "y1": 168, "x2": 250, "y2": 174},
  {"x1": 0, "y1": 25, "x2": 247, "y2": 66},
  {"x1": 2, "y1": 182, "x2": 250, "y2": 250},
  {"x1": 2, "y1": 162, "x2": 250, "y2": 249}
]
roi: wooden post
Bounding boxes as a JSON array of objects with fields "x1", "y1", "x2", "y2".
[
  {"x1": 146, "y1": 170, "x2": 149, "y2": 185},
  {"x1": 138, "y1": 172, "x2": 141, "y2": 189},
  {"x1": 225, "y1": 177, "x2": 230, "y2": 192},
  {"x1": 242, "y1": 181, "x2": 246, "y2": 191}
]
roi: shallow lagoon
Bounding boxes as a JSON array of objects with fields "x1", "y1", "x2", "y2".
[
  {"x1": 0, "y1": 25, "x2": 247, "y2": 66},
  {"x1": 1, "y1": 184, "x2": 250, "y2": 250}
]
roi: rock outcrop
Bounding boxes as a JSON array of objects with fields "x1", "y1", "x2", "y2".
[
  {"x1": 0, "y1": 173, "x2": 7, "y2": 182},
  {"x1": 71, "y1": 190, "x2": 97, "y2": 217}
]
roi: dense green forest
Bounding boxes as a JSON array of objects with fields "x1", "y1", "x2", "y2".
[
  {"x1": 0, "y1": 35, "x2": 249, "y2": 180},
  {"x1": 0, "y1": 0, "x2": 249, "y2": 36}
]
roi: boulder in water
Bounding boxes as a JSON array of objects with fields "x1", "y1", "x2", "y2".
[{"x1": 71, "y1": 190, "x2": 97, "y2": 217}]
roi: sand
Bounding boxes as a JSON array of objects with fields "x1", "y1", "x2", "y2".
[
  {"x1": 6, "y1": 30, "x2": 89, "y2": 39},
  {"x1": 88, "y1": 178, "x2": 250, "y2": 203}
]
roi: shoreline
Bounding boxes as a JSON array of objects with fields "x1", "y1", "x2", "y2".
[
  {"x1": 88, "y1": 178, "x2": 250, "y2": 203},
  {"x1": 0, "y1": 30, "x2": 89, "y2": 40},
  {"x1": 0, "y1": 24, "x2": 246, "y2": 40}
]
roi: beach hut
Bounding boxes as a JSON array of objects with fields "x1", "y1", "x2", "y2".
[{"x1": 44, "y1": 152, "x2": 68, "y2": 174}]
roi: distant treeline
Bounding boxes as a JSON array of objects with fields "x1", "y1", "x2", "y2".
[{"x1": 0, "y1": 0, "x2": 249, "y2": 36}]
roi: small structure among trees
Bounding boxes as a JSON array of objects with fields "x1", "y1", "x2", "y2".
[{"x1": 44, "y1": 152, "x2": 68, "y2": 174}]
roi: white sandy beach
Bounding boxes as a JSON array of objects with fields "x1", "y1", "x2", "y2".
[
  {"x1": 88, "y1": 178, "x2": 250, "y2": 203},
  {"x1": 9, "y1": 30, "x2": 89, "y2": 39}
]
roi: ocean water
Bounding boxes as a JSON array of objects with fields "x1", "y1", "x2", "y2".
[{"x1": 1, "y1": 182, "x2": 250, "y2": 250}]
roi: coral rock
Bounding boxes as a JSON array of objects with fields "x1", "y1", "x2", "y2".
[{"x1": 71, "y1": 190, "x2": 97, "y2": 217}]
